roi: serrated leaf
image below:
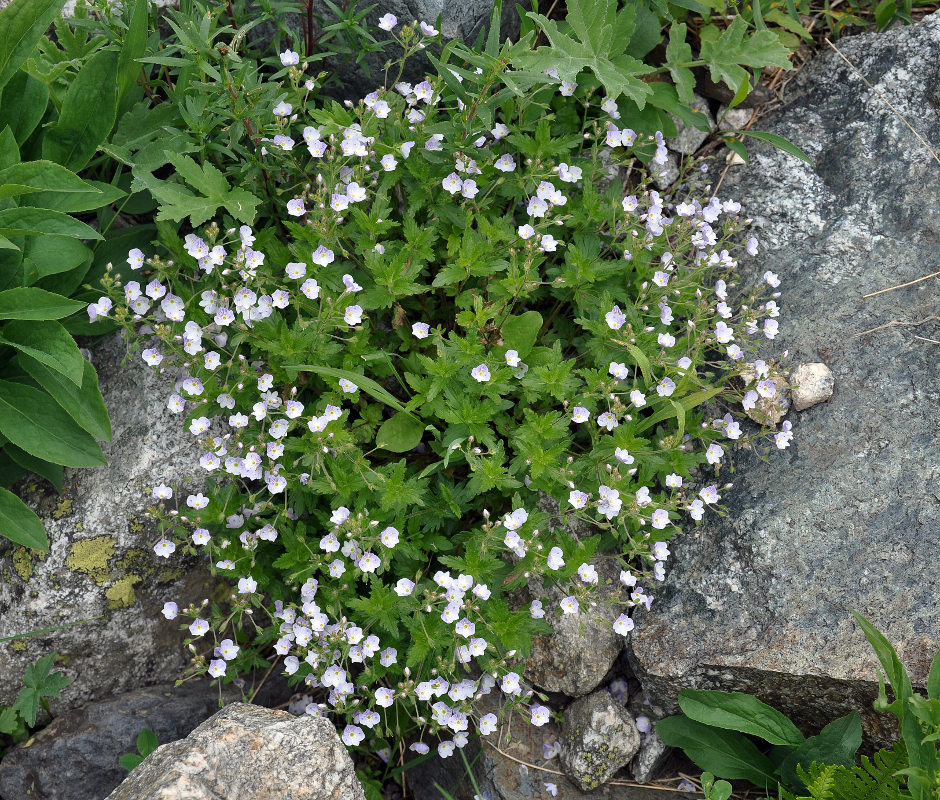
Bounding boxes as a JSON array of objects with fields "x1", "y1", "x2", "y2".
[
  {"x1": 0, "y1": 705, "x2": 19, "y2": 734},
  {"x1": 665, "y1": 23, "x2": 696, "y2": 105},
  {"x1": 514, "y1": 2, "x2": 656, "y2": 107},
  {"x1": 699, "y1": 17, "x2": 792, "y2": 95}
]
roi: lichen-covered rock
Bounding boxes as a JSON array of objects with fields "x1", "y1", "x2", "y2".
[
  {"x1": 561, "y1": 691, "x2": 641, "y2": 791},
  {"x1": 790, "y1": 362, "x2": 834, "y2": 411},
  {"x1": 0, "y1": 333, "x2": 212, "y2": 711},
  {"x1": 104, "y1": 704, "x2": 364, "y2": 800},
  {"x1": 629, "y1": 12, "x2": 940, "y2": 746},
  {"x1": 630, "y1": 728, "x2": 670, "y2": 784}
]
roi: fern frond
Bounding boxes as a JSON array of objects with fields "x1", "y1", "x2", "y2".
[{"x1": 799, "y1": 747, "x2": 908, "y2": 800}]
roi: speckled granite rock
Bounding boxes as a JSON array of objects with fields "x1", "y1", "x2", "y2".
[
  {"x1": 0, "y1": 333, "x2": 212, "y2": 711},
  {"x1": 561, "y1": 691, "x2": 641, "y2": 791},
  {"x1": 629, "y1": 12, "x2": 940, "y2": 746},
  {"x1": 104, "y1": 704, "x2": 364, "y2": 800}
]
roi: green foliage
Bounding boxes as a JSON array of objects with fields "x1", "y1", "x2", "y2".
[
  {"x1": 0, "y1": 652, "x2": 71, "y2": 749},
  {"x1": 662, "y1": 614, "x2": 940, "y2": 800},
  {"x1": 119, "y1": 728, "x2": 159, "y2": 772}
]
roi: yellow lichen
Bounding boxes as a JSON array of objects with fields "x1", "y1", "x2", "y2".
[
  {"x1": 65, "y1": 536, "x2": 115, "y2": 585},
  {"x1": 52, "y1": 497, "x2": 73, "y2": 519},
  {"x1": 10, "y1": 639, "x2": 27, "y2": 653},
  {"x1": 12, "y1": 549, "x2": 33, "y2": 582},
  {"x1": 128, "y1": 517, "x2": 144, "y2": 533},
  {"x1": 105, "y1": 575, "x2": 141, "y2": 609}
]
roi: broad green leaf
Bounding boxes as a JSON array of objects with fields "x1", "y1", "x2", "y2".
[
  {"x1": 699, "y1": 17, "x2": 792, "y2": 95},
  {"x1": 665, "y1": 23, "x2": 696, "y2": 105},
  {"x1": 724, "y1": 136, "x2": 750, "y2": 164},
  {"x1": 0, "y1": 0, "x2": 69, "y2": 92},
  {"x1": 624, "y1": 4, "x2": 661, "y2": 59},
  {"x1": 501, "y1": 310, "x2": 542, "y2": 356},
  {"x1": 0, "y1": 379, "x2": 107, "y2": 467},
  {"x1": 647, "y1": 83, "x2": 711, "y2": 133},
  {"x1": 636, "y1": 386, "x2": 724, "y2": 434},
  {"x1": 376, "y1": 412, "x2": 425, "y2": 452},
  {"x1": 764, "y1": 9, "x2": 813, "y2": 41},
  {"x1": 117, "y1": 0, "x2": 149, "y2": 113},
  {"x1": 25, "y1": 179, "x2": 125, "y2": 213},
  {"x1": 0, "y1": 207, "x2": 102, "y2": 240},
  {"x1": 778, "y1": 712, "x2": 862, "y2": 790},
  {"x1": 657, "y1": 715, "x2": 779, "y2": 787},
  {"x1": 678, "y1": 689, "x2": 804, "y2": 746},
  {"x1": 0, "y1": 484, "x2": 47, "y2": 550},
  {"x1": 728, "y1": 130, "x2": 812, "y2": 165},
  {"x1": 0, "y1": 70, "x2": 48, "y2": 144},
  {"x1": 22, "y1": 236, "x2": 91, "y2": 285},
  {"x1": 43, "y1": 49, "x2": 119, "y2": 172},
  {"x1": 6, "y1": 444, "x2": 63, "y2": 492},
  {"x1": 0, "y1": 319, "x2": 84, "y2": 385},
  {"x1": 625, "y1": 343, "x2": 652, "y2": 381},
  {"x1": 0, "y1": 126, "x2": 17, "y2": 171},
  {"x1": 19, "y1": 353, "x2": 111, "y2": 441},
  {"x1": 136, "y1": 727, "x2": 158, "y2": 756},
  {"x1": 0, "y1": 160, "x2": 99, "y2": 200},
  {"x1": 0, "y1": 288, "x2": 84, "y2": 320}
]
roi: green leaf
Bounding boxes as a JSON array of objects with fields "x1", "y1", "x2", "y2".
[
  {"x1": 656, "y1": 715, "x2": 779, "y2": 788},
  {"x1": 117, "y1": 0, "x2": 148, "y2": 113},
  {"x1": 0, "y1": 160, "x2": 98, "y2": 200},
  {"x1": 7, "y1": 444, "x2": 64, "y2": 492},
  {"x1": 19, "y1": 353, "x2": 111, "y2": 441},
  {"x1": 927, "y1": 646, "x2": 940, "y2": 700},
  {"x1": 501, "y1": 310, "x2": 542, "y2": 356},
  {"x1": 0, "y1": 0, "x2": 69, "y2": 93},
  {"x1": 0, "y1": 319, "x2": 84, "y2": 385},
  {"x1": 727, "y1": 130, "x2": 813, "y2": 164},
  {"x1": 376, "y1": 412, "x2": 425, "y2": 452},
  {"x1": 699, "y1": 17, "x2": 792, "y2": 96},
  {"x1": 0, "y1": 485, "x2": 48, "y2": 550},
  {"x1": 0, "y1": 126, "x2": 18, "y2": 171},
  {"x1": 43, "y1": 49, "x2": 119, "y2": 172},
  {"x1": 724, "y1": 136, "x2": 750, "y2": 163},
  {"x1": 678, "y1": 689, "x2": 805, "y2": 746},
  {"x1": 0, "y1": 379, "x2": 107, "y2": 467},
  {"x1": 136, "y1": 727, "x2": 158, "y2": 756},
  {"x1": 0, "y1": 207, "x2": 102, "y2": 240},
  {"x1": 285, "y1": 363, "x2": 410, "y2": 415},
  {"x1": 851, "y1": 610, "x2": 912, "y2": 720},
  {"x1": 514, "y1": 0, "x2": 656, "y2": 107},
  {"x1": 22, "y1": 236, "x2": 91, "y2": 285},
  {"x1": 665, "y1": 23, "x2": 696, "y2": 105},
  {"x1": 0, "y1": 705, "x2": 19, "y2": 734},
  {"x1": 23, "y1": 651, "x2": 71, "y2": 697},
  {"x1": 164, "y1": 153, "x2": 260, "y2": 225},
  {"x1": 25, "y1": 179, "x2": 125, "y2": 213},
  {"x1": 0, "y1": 70, "x2": 49, "y2": 144},
  {"x1": 119, "y1": 753, "x2": 144, "y2": 771},
  {"x1": 777, "y1": 711, "x2": 862, "y2": 791},
  {"x1": 0, "y1": 288, "x2": 85, "y2": 320}
]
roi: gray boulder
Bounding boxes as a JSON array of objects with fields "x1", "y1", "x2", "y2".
[
  {"x1": 629, "y1": 12, "x2": 940, "y2": 746},
  {"x1": 0, "y1": 682, "x2": 224, "y2": 800},
  {"x1": 104, "y1": 703, "x2": 364, "y2": 800},
  {"x1": 0, "y1": 332, "x2": 211, "y2": 711},
  {"x1": 561, "y1": 691, "x2": 641, "y2": 791}
]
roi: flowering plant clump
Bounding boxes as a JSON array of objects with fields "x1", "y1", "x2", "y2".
[{"x1": 91, "y1": 6, "x2": 791, "y2": 773}]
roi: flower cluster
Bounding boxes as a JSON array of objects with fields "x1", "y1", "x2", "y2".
[{"x1": 91, "y1": 18, "x2": 791, "y2": 765}]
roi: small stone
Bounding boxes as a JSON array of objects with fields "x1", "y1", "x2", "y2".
[
  {"x1": 716, "y1": 106, "x2": 754, "y2": 132},
  {"x1": 560, "y1": 690, "x2": 641, "y2": 791},
  {"x1": 650, "y1": 152, "x2": 680, "y2": 190},
  {"x1": 630, "y1": 727, "x2": 670, "y2": 784},
  {"x1": 667, "y1": 95, "x2": 715, "y2": 155},
  {"x1": 790, "y1": 362, "x2": 834, "y2": 411}
]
